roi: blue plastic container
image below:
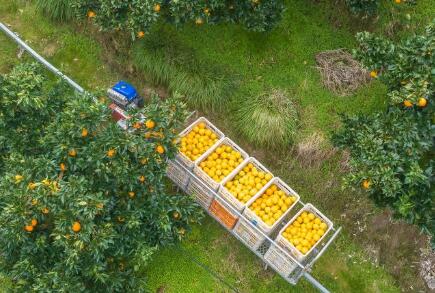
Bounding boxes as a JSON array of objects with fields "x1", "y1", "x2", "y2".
[{"x1": 112, "y1": 81, "x2": 137, "y2": 102}]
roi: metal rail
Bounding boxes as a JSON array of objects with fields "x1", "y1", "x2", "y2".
[
  {"x1": 1, "y1": 21, "x2": 340, "y2": 293},
  {"x1": 0, "y1": 22, "x2": 84, "y2": 93},
  {"x1": 171, "y1": 159, "x2": 341, "y2": 293}
]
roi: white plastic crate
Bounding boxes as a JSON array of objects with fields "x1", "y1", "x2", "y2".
[
  {"x1": 275, "y1": 203, "x2": 333, "y2": 262},
  {"x1": 175, "y1": 117, "x2": 225, "y2": 169},
  {"x1": 186, "y1": 177, "x2": 214, "y2": 209},
  {"x1": 166, "y1": 160, "x2": 189, "y2": 191},
  {"x1": 244, "y1": 178, "x2": 300, "y2": 235},
  {"x1": 233, "y1": 217, "x2": 267, "y2": 251},
  {"x1": 218, "y1": 157, "x2": 273, "y2": 213},
  {"x1": 193, "y1": 137, "x2": 249, "y2": 191},
  {"x1": 233, "y1": 178, "x2": 300, "y2": 251},
  {"x1": 264, "y1": 243, "x2": 298, "y2": 278}
]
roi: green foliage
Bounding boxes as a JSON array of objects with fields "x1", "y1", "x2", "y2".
[
  {"x1": 0, "y1": 63, "x2": 68, "y2": 168},
  {"x1": 333, "y1": 107, "x2": 434, "y2": 239},
  {"x1": 64, "y1": 0, "x2": 284, "y2": 37},
  {"x1": 0, "y1": 63, "x2": 202, "y2": 291},
  {"x1": 345, "y1": 0, "x2": 380, "y2": 15},
  {"x1": 132, "y1": 27, "x2": 234, "y2": 110},
  {"x1": 233, "y1": 89, "x2": 298, "y2": 148},
  {"x1": 345, "y1": 0, "x2": 416, "y2": 16},
  {"x1": 354, "y1": 20, "x2": 434, "y2": 105},
  {"x1": 36, "y1": 0, "x2": 74, "y2": 22},
  {"x1": 334, "y1": 20, "x2": 434, "y2": 243}
]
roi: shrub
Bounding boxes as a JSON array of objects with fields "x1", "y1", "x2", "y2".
[
  {"x1": 333, "y1": 22, "x2": 434, "y2": 243},
  {"x1": 345, "y1": 0, "x2": 380, "y2": 15},
  {"x1": 42, "y1": 0, "x2": 285, "y2": 38},
  {"x1": 354, "y1": 20, "x2": 434, "y2": 106},
  {"x1": 0, "y1": 63, "x2": 68, "y2": 171},
  {"x1": 345, "y1": 0, "x2": 416, "y2": 16},
  {"x1": 36, "y1": 0, "x2": 74, "y2": 22},
  {"x1": 332, "y1": 108, "x2": 433, "y2": 239},
  {"x1": 233, "y1": 89, "x2": 298, "y2": 148},
  {"x1": 0, "y1": 63, "x2": 202, "y2": 291}
]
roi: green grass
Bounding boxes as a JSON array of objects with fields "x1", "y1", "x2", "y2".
[
  {"x1": 1, "y1": 0, "x2": 433, "y2": 292},
  {"x1": 146, "y1": 218, "x2": 398, "y2": 293}
]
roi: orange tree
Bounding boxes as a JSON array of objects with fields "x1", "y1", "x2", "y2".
[
  {"x1": 0, "y1": 63, "x2": 202, "y2": 291},
  {"x1": 333, "y1": 21, "x2": 434, "y2": 244},
  {"x1": 46, "y1": 0, "x2": 285, "y2": 37},
  {"x1": 0, "y1": 63, "x2": 68, "y2": 171}
]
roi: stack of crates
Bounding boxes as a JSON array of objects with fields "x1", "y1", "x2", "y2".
[
  {"x1": 167, "y1": 116, "x2": 335, "y2": 278},
  {"x1": 193, "y1": 137, "x2": 249, "y2": 227}
]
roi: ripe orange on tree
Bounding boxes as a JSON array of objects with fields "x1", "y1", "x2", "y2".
[
  {"x1": 154, "y1": 4, "x2": 161, "y2": 12},
  {"x1": 418, "y1": 97, "x2": 427, "y2": 108},
  {"x1": 156, "y1": 145, "x2": 165, "y2": 154},
  {"x1": 24, "y1": 225, "x2": 34, "y2": 232},
  {"x1": 68, "y1": 149, "x2": 77, "y2": 157},
  {"x1": 107, "y1": 149, "x2": 116, "y2": 158},
  {"x1": 81, "y1": 128, "x2": 88, "y2": 137},
  {"x1": 137, "y1": 31, "x2": 145, "y2": 38},
  {"x1": 31, "y1": 219, "x2": 38, "y2": 227},
  {"x1": 145, "y1": 119, "x2": 155, "y2": 129},
  {"x1": 403, "y1": 100, "x2": 413, "y2": 108},
  {"x1": 60, "y1": 163, "x2": 66, "y2": 172},
  {"x1": 72, "y1": 221, "x2": 81, "y2": 233},
  {"x1": 362, "y1": 179, "x2": 371, "y2": 189}
]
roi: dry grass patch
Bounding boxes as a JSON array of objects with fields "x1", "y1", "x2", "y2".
[
  {"x1": 315, "y1": 49, "x2": 370, "y2": 96},
  {"x1": 294, "y1": 132, "x2": 336, "y2": 167}
]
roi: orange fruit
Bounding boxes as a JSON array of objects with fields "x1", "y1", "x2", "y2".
[
  {"x1": 156, "y1": 145, "x2": 165, "y2": 154},
  {"x1": 370, "y1": 70, "x2": 377, "y2": 78},
  {"x1": 362, "y1": 179, "x2": 370, "y2": 189},
  {"x1": 31, "y1": 219, "x2": 38, "y2": 227},
  {"x1": 42, "y1": 207, "x2": 49, "y2": 214},
  {"x1": 24, "y1": 225, "x2": 34, "y2": 232},
  {"x1": 418, "y1": 97, "x2": 427, "y2": 108},
  {"x1": 87, "y1": 11, "x2": 96, "y2": 18},
  {"x1": 403, "y1": 100, "x2": 413, "y2": 108},
  {"x1": 137, "y1": 31, "x2": 145, "y2": 38},
  {"x1": 145, "y1": 120, "x2": 155, "y2": 129},
  {"x1": 173, "y1": 211, "x2": 180, "y2": 219},
  {"x1": 395, "y1": 0, "x2": 401, "y2": 3},
  {"x1": 107, "y1": 149, "x2": 116, "y2": 158},
  {"x1": 72, "y1": 221, "x2": 81, "y2": 233},
  {"x1": 154, "y1": 4, "x2": 161, "y2": 12},
  {"x1": 139, "y1": 175, "x2": 146, "y2": 183},
  {"x1": 60, "y1": 163, "x2": 66, "y2": 172},
  {"x1": 81, "y1": 128, "x2": 88, "y2": 137},
  {"x1": 68, "y1": 149, "x2": 77, "y2": 157},
  {"x1": 195, "y1": 18, "x2": 204, "y2": 25},
  {"x1": 28, "y1": 182, "x2": 37, "y2": 190},
  {"x1": 128, "y1": 191, "x2": 135, "y2": 198},
  {"x1": 133, "y1": 122, "x2": 141, "y2": 129}
]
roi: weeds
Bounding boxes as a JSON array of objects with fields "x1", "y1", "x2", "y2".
[
  {"x1": 132, "y1": 27, "x2": 235, "y2": 111},
  {"x1": 233, "y1": 89, "x2": 298, "y2": 149}
]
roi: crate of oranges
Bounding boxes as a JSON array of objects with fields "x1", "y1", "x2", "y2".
[
  {"x1": 177, "y1": 117, "x2": 225, "y2": 169},
  {"x1": 233, "y1": 178, "x2": 299, "y2": 250},
  {"x1": 276, "y1": 204, "x2": 333, "y2": 261},
  {"x1": 194, "y1": 137, "x2": 249, "y2": 191},
  {"x1": 219, "y1": 158, "x2": 273, "y2": 212}
]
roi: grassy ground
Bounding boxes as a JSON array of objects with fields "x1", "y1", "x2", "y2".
[{"x1": 0, "y1": 0, "x2": 433, "y2": 292}]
